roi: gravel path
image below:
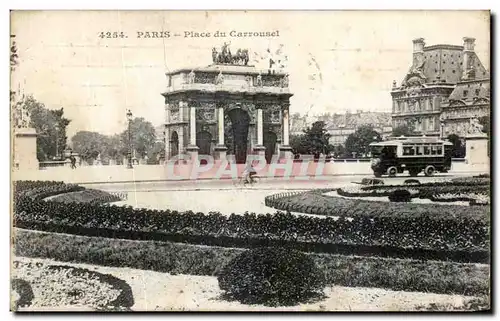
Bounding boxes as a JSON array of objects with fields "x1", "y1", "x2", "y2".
[{"x1": 12, "y1": 256, "x2": 476, "y2": 312}]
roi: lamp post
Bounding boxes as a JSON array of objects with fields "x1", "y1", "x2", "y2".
[
  {"x1": 126, "y1": 109, "x2": 133, "y2": 169},
  {"x1": 54, "y1": 123, "x2": 60, "y2": 160}
]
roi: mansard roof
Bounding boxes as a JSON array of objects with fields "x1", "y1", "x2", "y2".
[
  {"x1": 400, "y1": 45, "x2": 489, "y2": 86},
  {"x1": 447, "y1": 79, "x2": 490, "y2": 105}
]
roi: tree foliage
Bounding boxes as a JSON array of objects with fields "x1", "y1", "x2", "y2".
[
  {"x1": 344, "y1": 125, "x2": 381, "y2": 158},
  {"x1": 392, "y1": 124, "x2": 416, "y2": 137},
  {"x1": 446, "y1": 134, "x2": 466, "y2": 158},
  {"x1": 292, "y1": 121, "x2": 333, "y2": 158},
  {"x1": 10, "y1": 35, "x2": 18, "y2": 70},
  {"x1": 71, "y1": 117, "x2": 158, "y2": 164},
  {"x1": 19, "y1": 95, "x2": 71, "y2": 161},
  {"x1": 119, "y1": 117, "x2": 157, "y2": 158}
]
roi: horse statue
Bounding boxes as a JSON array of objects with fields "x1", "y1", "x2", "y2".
[
  {"x1": 212, "y1": 48, "x2": 218, "y2": 63},
  {"x1": 232, "y1": 49, "x2": 242, "y2": 64},
  {"x1": 241, "y1": 49, "x2": 249, "y2": 65}
]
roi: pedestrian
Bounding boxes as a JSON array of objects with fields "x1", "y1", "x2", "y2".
[{"x1": 70, "y1": 154, "x2": 77, "y2": 169}]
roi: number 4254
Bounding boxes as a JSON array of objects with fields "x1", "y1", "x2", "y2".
[{"x1": 98, "y1": 32, "x2": 127, "y2": 39}]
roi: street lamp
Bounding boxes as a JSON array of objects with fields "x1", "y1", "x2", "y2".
[
  {"x1": 54, "y1": 123, "x2": 60, "y2": 160},
  {"x1": 126, "y1": 109, "x2": 133, "y2": 169}
]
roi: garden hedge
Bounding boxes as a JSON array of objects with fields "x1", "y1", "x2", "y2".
[
  {"x1": 13, "y1": 228, "x2": 490, "y2": 297},
  {"x1": 266, "y1": 189, "x2": 489, "y2": 221},
  {"x1": 13, "y1": 181, "x2": 490, "y2": 262}
]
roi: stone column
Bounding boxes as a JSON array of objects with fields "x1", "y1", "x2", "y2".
[
  {"x1": 257, "y1": 108, "x2": 263, "y2": 145},
  {"x1": 279, "y1": 103, "x2": 293, "y2": 160},
  {"x1": 186, "y1": 102, "x2": 199, "y2": 162},
  {"x1": 253, "y1": 104, "x2": 266, "y2": 158},
  {"x1": 214, "y1": 102, "x2": 227, "y2": 160},
  {"x1": 165, "y1": 100, "x2": 171, "y2": 160}
]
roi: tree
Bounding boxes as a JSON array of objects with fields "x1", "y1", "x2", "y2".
[
  {"x1": 20, "y1": 95, "x2": 71, "y2": 161},
  {"x1": 392, "y1": 124, "x2": 416, "y2": 137},
  {"x1": 10, "y1": 35, "x2": 19, "y2": 107},
  {"x1": 119, "y1": 117, "x2": 157, "y2": 159},
  {"x1": 289, "y1": 134, "x2": 308, "y2": 156},
  {"x1": 332, "y1": 144, "x2": 345, "y2": 158},
  {"x1": 344, "y1": 125, "x2": 381, "y2": 158},
  {"x1": 147, "y1": 141, "x2": 166, "y2": 164},
  {"x1": 10, "y1": 35, "x2": 18, "y2": 70},
  {"x1": 446, "y1": 134, "x2": 465, "y2": 158},
  {"x1": 300, "y1": 121, "x2": 332, "y2": 158},
  {"x1": 71, "y1": 131, "x2": 112, "y2": 163}
]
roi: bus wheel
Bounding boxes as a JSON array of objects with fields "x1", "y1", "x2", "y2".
[
  {"x1": 373, "y1": 171, "x2": 382, "y2": 178},
  {"x1": 409, "y1": 169, "x2": 419, "y2": 177},
  {"x1": 387, "y1": 166, "x2": 397, "y2": 177},
  {"x1": 424, "y1": 165, "x2": 435, "y2": 177}
]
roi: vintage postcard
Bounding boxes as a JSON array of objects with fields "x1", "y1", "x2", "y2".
[{"x1": 10, "y1": 10, "x2": 491, "y2": 312}]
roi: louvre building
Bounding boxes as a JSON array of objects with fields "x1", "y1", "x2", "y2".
[{"x1": 391, "y1": 37, "x2": 490, "y2": 137}]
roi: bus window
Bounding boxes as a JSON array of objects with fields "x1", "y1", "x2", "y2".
[
  {"x1": 430, "y1": 146, "x2": 437, "y2": 155},
  {"x1": 403, "y1": 146, "x2": 415, "y2": 156},
  {"x1": 437, "y1": 146, "x2": 443, "y2": 155},
  {"x1": 415, "y1": 146, "x2": 423, "y2": 155},
  {"x1": 424, "y1": 146, "x2": 431, "y2": 155}
]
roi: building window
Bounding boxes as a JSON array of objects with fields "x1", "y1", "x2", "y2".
[
  {"x1": 452, "y1": 70, "x2": 456, "y2": 73},
  {"x1": 463, "y1": 90, "x2": 468, "y2": 97},
  {"x1": 475, "y1": 89, "x2": 480, "y2": 96}
]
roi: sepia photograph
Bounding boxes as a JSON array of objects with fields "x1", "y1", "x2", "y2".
[{"x1": 9, "y1": 10, "x2": 491, "y2": 312}]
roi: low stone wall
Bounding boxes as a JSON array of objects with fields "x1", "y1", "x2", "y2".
[{"x1": 12, "y1": 161, "x2": 489, "y2": 184}]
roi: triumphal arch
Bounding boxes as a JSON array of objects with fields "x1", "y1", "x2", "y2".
[{"x1": 162, "y1": 44, "x2": 293, "y2": 164}]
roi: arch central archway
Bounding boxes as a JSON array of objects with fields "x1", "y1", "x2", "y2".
[
  {"x1": 225, "y1": 108, "x2": 250, "y2": 164},
  {"x1": 263, "y1": 131, "x2": 277, "y2": 164},
  {"x1": 170, "y1": 131, "x2": 179, "y2": 157},
  {"x1": 196, "y1": 130, "x2": 212, "y2": 155}
]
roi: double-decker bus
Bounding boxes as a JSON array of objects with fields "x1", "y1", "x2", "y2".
[{"x1": 369, "y1": 137, "x2": 453, "y2": 177}]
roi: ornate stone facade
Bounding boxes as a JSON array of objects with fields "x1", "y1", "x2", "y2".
[
  {"x1": 162, "y1": 50, "x2": 293, "y2": 163},
  {"x1": 391, "y1": 37, "x2": 490, "y2": 138}
]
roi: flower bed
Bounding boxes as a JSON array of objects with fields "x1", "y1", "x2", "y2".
[
  {"x1": 14, "y1": 228, "x2": 490, "y2": 297},
  {"x1": 12, "y1": 181, "x2": 490, "y2": 262},
  {"x1": 13, "y1": 197, "x2": 489, "y2": 262},
  {"x1": 337, "y1": 184, "x2": 490, "y2": 204},
  {"x1": 337, "y1": 186, "x2": 420, "y2": 198},
  {"x1": 11, "y1": 259, "x2": 134, "y2": 311},
  {"x1": 361, "y1": 179, "x2": 489, "y2": 191},
  {"x1": 265, "y1": 189, "x2": 489, "y2": 221},
  {"x1": 49, "y1": 189, "x2": 123, "y2": 205},
  {"x1": 430, "y1": 193, "x2": 490, "y2": 204}
]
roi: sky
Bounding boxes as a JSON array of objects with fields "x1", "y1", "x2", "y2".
[{"x1": 10, "y1": 10, "x2": 490, "y2": 138}]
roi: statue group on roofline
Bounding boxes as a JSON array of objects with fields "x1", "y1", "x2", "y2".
[{"x1": 212, "y1": 42, "x2": 249, "y2": 66}]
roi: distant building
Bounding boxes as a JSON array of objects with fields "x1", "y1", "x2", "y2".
[
  {"x1": 319, "y1": 111, "x2": 392, "y2": 145},
  {"x1": 289, "y1": 113, "x2": 309, "y2": 136},
  {"x1": 391, "y1": 37, "x2": 490, "y2": 137}
]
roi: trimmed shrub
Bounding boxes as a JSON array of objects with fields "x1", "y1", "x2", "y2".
[
  {"x1": 218, "y1": 247, "x2": 326, "y2": 306},
  {"x1": 388, "y1": 190, "x2": 412, "y2": 202},
  {"x1": 11, "y1": 278, "x2": 34, "y2": 310},
  {"x1": 14, "y1": 228, "x2": 490, "y2": 296},
  {"x1": 404, "y1": 179, "x2": 421, "y2": 185}
]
